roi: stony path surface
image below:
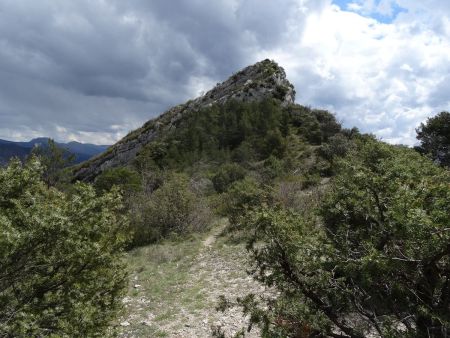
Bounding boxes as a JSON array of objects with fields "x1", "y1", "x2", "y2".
[
  {"x1": 160, "y1": 227, "x2": 264, "y2": 337},
  {"x1": 117, "y1": 222, "x2": 267, "y2": 337}
]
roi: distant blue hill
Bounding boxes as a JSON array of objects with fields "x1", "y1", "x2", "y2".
[{"x1": 0, "y1": 137, "x2": 110, "y2": 165}]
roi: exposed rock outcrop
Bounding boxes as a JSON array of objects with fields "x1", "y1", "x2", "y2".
[{"x1": 72, "y1": 59, "x2": 295, "y2": 181}]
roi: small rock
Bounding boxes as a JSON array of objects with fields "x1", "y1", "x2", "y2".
[
  {"x1": 120, "y1": 321, "x2": 130, "y2": 327},
  {"x1": 134, "y1": 284, "x2": 141, "y2": 288}
]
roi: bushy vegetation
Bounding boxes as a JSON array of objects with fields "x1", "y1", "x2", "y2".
[
  {"x1": 220, "y1": 138, "x2": 450, "y2": 337},
  {"x1": 220, "y1": 177, "x2": 268, "y2": 227},
  {"x1": 6, "y1": 94, "x2": 448, "y2": 337},
  {"x1": 212, "y1": 163, "x2": 247, "y2": 193},
  {"x1": 94, "y1": 166, "x2": 142, "y2": 194},
  {"x1": 0, "y1": 158, "x2": 129, "y2": 337},
  {"x1": 94, "y1": 99, "x2": 344, "y2": 247},
  {"x1": 84, "y1": 102, "x2": 450, "y2": 337},
  {"x1": 128, "y1": 172, "x2": 212, "y2": 247}
]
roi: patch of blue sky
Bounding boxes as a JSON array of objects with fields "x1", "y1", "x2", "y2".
[
  {"x1": 332, "y1": 0, "x2": 355, "y2": 11},
  {"x1": 332, "y1": 0, "x2": 407, "y2": 23}
]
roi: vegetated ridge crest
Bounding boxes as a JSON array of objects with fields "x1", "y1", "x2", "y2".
[{"x1": 72, "y1": 59, "x2": 295, "y2": 181}]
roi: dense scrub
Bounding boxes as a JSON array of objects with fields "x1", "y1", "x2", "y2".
[
  {"x1": 94, "y1": 99, "x2": 345, "y2": 247},
  {"x1": 128, "y1": 172, "x2": 212, "y2": 247},
  {"x1": 2, "y1": 94, "x2": 448, "y2": 337},
  {"x1": 218, "y1": 137, "x2": 450, "y2": 337},
  {"x1": 0, "y1": 158, "x2": 129, "y2": 337},
  {"x1": 69, "y1": 98, "x2": 450, "y2": 337}
]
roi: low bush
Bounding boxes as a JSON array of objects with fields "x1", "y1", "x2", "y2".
[
  {"x1": 212, "y1": 163, "x2": 247, "y2": 193},
  {"x1": 262, "y1": 155, "x2": 284, "y2": 180},
  {"x1": 129, "y1": 173, "x2": 212, "y2": 247},
  {"x1": 221, "y1": 176, "x2": 267, "y2": 227}
]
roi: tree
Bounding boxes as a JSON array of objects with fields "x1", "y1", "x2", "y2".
[
  {"x1": 94, "y1": 167, "x2": 142, "y2": 195},
  {"x1": 0, "y1": 158, "x2": 129, "y2": 337},
  {"x1": 29, "y1": 139, "x2": 75, "y2": 187},
  {"x1": 416, "y1": 111, "x2": 450, "y2": 167},
  {"x1": 230, "y1": 139, "x2": 450, "y2": 337}
]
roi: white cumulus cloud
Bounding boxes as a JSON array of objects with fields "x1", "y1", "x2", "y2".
[{"x1": 260, "y1": 0, "x2": 450, "y2": 145}]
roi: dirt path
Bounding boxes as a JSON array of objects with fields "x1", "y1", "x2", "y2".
[
  {"x1": 202, "y1": 222, "x2": 225, "y2": 247},
  {"x1": 118, "y1": 221, "x2": 266, "y2": 337}
]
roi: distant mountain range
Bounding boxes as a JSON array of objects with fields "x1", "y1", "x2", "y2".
[{"x1": 0, "y1": 137, "x2": 110, "y2": 165}]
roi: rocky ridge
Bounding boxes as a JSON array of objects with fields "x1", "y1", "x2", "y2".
[{"x1": 72, "y1": 59, "x2": 295, "y2": 181}]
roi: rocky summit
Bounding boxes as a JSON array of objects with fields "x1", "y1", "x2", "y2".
[{"x1": 72, "y1": 59, "x2": 295, "y2": 182}]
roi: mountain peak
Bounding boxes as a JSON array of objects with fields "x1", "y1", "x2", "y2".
[
  {"x1": 73, "y1": 60, "x2": 296, "y2": 181},
  {"x1": 193, "y1": 59, "x2": 295, "y2": 107}
]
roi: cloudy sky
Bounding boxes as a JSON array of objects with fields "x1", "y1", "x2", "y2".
[{"x1": 0, "y1": 0, "x2": 448, "y2": 145}]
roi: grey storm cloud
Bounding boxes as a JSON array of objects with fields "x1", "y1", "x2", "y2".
[
  {"x1": 0, "y1": 0, "x2": 448, "y2": 145},
  {"x1": 0, "y1": 0, "x2": 319, "y2": 143}
]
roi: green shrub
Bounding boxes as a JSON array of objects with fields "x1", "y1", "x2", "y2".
[
  {"x1": 260, "y1": 130, "x2": 286, "y2": 158},
  {"x1": 129, "y1": 173, "x2": 211, "y2": 246},
  {"x1": 301, "y1": 172, "x2": 321, "y2": 188},
  {"x1": 231, "y1": 141, "x2": 257, "y2": 163},
  {"x1": 319, "y1": 133, "x2": 353, "y2": 161},
  {"x1": 236, "y1": 139, "x2": 450, "y2": 337},
  {"x1": 274, "y1": 84, "x2": 288, "y2": 100},
  {"x1": 262, "y1": 155, "x2": 284, "y2": 180},
  {"x1": 289, "y1": 106, "x2": 341, "y2": 145},
  {"x1": 94, "y1": 166, "x2": 141, "y2": 194},
  {"x1": 0, "y1": 158, "x2": 129, "y2": 337},
  {"x1": 221, "y1": 177, "x2": 267, "y2": 227},
  {"x1": 212, "y1": 163, "x2": 247, "y2": 193},
  {"x1": 282, "y1": 134, "x2": 308, "y2": 172},
  {"x1": 133, "y1": 143, "x2": 166, "y2": 172},
  {"x1": 313, "y1": 109, "x2": 341, "y2": 142},
  {"x1": 318, "y1": 133, "x2": 354, "y2": 175}
]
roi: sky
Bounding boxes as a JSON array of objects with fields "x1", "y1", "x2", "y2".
[{"x1": 0, "y1": 0, "x2": 448, "y2": 145}]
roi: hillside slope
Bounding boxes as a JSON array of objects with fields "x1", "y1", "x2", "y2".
[
  {"x1": 72, "y1": 59, "x2": 295, "y2": 181},
  {"x1": 0, "y1": 141, "x2": 30, "y2": 165}
]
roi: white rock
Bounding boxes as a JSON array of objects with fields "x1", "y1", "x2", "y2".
[{"x1": 120, "y1": 321, "x2": 131, "y2": 327}]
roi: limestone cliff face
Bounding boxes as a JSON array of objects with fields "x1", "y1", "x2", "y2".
[{"x1": 72, "y1": 59, "x2": 295, "y2": 181}]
